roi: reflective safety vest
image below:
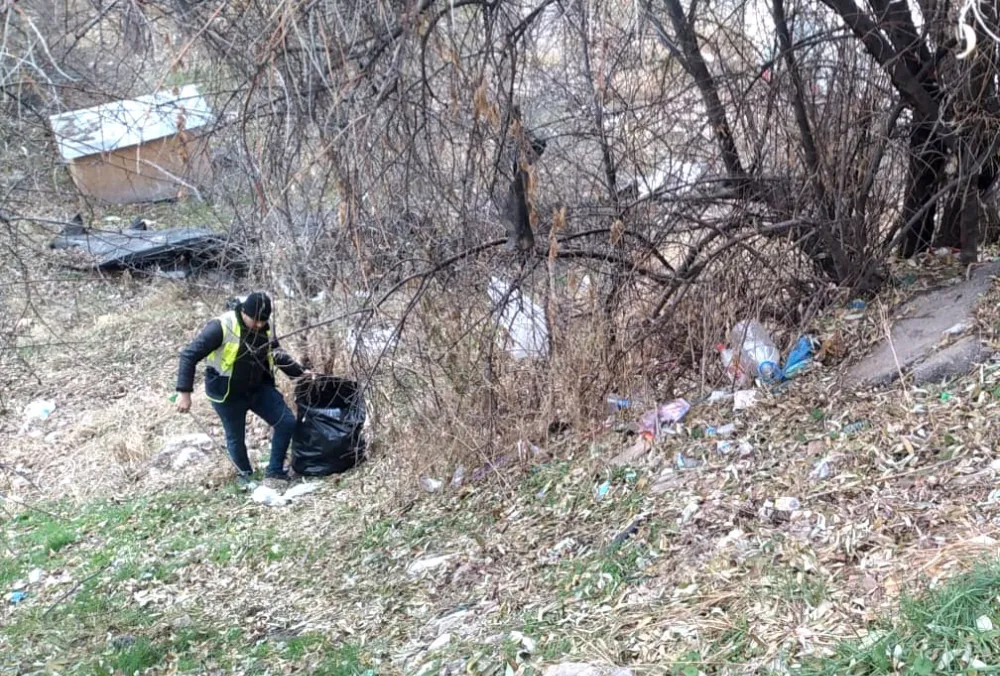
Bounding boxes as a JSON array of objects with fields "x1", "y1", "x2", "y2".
[{"x1": 203, "y1": 310, "x2": 275, "y2": 403}]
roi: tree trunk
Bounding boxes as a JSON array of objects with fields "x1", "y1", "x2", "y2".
[{"x1": 900, "y1": 123, "x2": 946, "y2": 258}]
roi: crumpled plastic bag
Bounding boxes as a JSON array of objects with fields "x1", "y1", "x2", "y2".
[
  {"x1": 638, "y1": 399, "x2": 690, "y2": 439},
  {"x1": 250, "y1": 482, "x2": 320, "y2": 508}
]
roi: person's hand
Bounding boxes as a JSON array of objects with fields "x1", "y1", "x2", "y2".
[{"x1": 176, "y1": 392, "x2": 192, "y2": 413}]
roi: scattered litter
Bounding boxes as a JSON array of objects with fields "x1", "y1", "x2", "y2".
[
  {"x1": 638, "y1": 399, "x2": 690, "y2": 439},
  {"x1": 407, "y1": 554, "x2": 454, "y2": 577},
  {"x1": 717, "y1": 440, "x2": 752, "y2": 456},
  {"x1": 707, "y1": 389, "x2": 734, "y2": 404},
  {"x1": 679, "y1": 500, "x2": 700, "y2": 524},
  {"x1": 450, "y1": 465, "x2": 466, "y2": 488},
  {"x1": 675, "y1": 452, "x2": 700, "y2": 469},
  {"x1": 150, "y1": 434, "x2": 213, "y2": 473},
  {"x1": 282, "y1": 483, "x2": 320, "y2": 500},
  {"x1": 976, "y1": 615, "x2": 994, "y2": 632},
  {"x1": 251, "y1": 485, "x2": 288, "y2": 506},
  {"x1": 428, "y1": 633, "x2": 452, "y2": 652},
  {"x1": 8, "y1": 591, "x2": 27, "y2": 605},
  {"x1": 717, "y1": 343, "x2": 750, "y2": 387},
  {"x1": 731, "y1": 319, "x2": 781, "y2": 382},
  {"x1": 250, "y1": 482, "x2": 320, "y2": 508},
  {"x1": 943, "y1": 323, "x2": 967, "y2": 335},
  {"x1": 774, "y1": 497, "x2": 801, "y2": 512},
  {"x1": 940, "y1": 391, "x2": 953, "y2": 402},
  {"x1": 847, "y1": 299, "x2": 867, "y2": 310},
  {"x1": 783, "y1": 335, "x2": 814, "y2": 378},
  {"x1": 27, "y1": 569, "x2": 43, "y2": 585},
  {"x1": 610, "y1": 515, "x2": 646, "y2": 549},
  {"x1": 487, "y1": 276, "x2": 549, "y2": 360},
  {"x1": 811, "y1": 458, "x2": 832, "y2": 480},
  {"x1": 734, "y1": 390, "x2": 758, "y2": 411},
  {"x1": 50, "y1": 226, "x2": 234, "y2": 273},
  {"x1": 706, "y1": 423, "x2": 736, "y2": 438},
  {"x1": 508, "y1": 631, "x2": 536, "y2": 655},
  {"x1": 21, "y1": 399, "x2": 56, "y2": 431},
  {"x1": 595, "y1": 481, "x2": 611, "y2": 500},
  {"x1": 420, "y1": 477, "x2": 444, "y2": 493},
  {"x1": 606, "y1": 395, "x2": 631, "y2": 411}
]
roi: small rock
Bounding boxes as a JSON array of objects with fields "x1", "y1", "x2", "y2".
[
  {"x1": 150, "y1": 434, "x2": 213, "y2": 472},
  {"x1": 440, "y1": 659, "x2": 466, "y2": 676},
  {"x1": 171, "y1": 447, "x2": 210, "y2": 470},
  {"x1": 108, "y1": 634, "x2": 137, "y2": 650},
  {"x1": 407, "y1": 555, "x2": 454, "y2": 577},
  {"x1": 450, "y1": 466, "x2": 466, "y2": 488},
  {"x1": 27, "y1": 569, "x2": 43, "y2": 585},
  {"x1": 159, "y1": 433, "x2": 211, "y2": 456},
  {"x1": 976, "y1": 615, "x2": 994, "y2": 632},
  {"x1": 943, "y1": 322, "x2": 967, "y2": 335},
  {"x1": 428, "y1": 633, "x2": 452, "y2": 651},
  {"x1": 990, "y1": 458, "x2": 1000, "y2": 472},
  {"x1": 434, "y1": 610, "x2": 470, "y2": 635}
]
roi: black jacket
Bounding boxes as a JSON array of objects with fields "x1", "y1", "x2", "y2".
[{"x1": 176, "y1": 311, "x2": 304, "y2": 400}]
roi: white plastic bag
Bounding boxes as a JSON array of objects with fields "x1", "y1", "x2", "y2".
[{"x1": 487, "y1": 277, "x2": 549, "y2": 359}]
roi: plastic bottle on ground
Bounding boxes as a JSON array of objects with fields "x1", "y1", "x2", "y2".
[
  {"x1": 731, "y1": 320, "x2": 781, "y2": 383},
  {"x1": 717, "y1": 343, "x2": 750, "y2": 386}
]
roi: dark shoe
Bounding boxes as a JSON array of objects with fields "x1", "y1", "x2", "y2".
[{"x1": 263, "y1": 470, "x2": 290, "y2": 489}]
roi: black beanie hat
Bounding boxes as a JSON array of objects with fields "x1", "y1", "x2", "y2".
[{"x1": 241, "y1": 292, "x2": 272, "y2": 322}]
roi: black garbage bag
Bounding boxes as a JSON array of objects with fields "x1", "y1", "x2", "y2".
[{"x1": 291, "y1": 376, "x2": 367, "y2": 476}]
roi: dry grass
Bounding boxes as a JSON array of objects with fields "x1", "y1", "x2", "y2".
[{"x1": 4, "y1": 234, "x2": 1000, "y2": 673}]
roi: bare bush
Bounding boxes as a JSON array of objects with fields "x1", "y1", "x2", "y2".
[{"x1": 2, "y1": 0, "x2": 999, "y2": 475}]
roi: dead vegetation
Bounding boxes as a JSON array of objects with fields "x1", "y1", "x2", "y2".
[
  {"x1": 6, "y1": 0, "x2": 1000, "y2": 673},
  {"x1": 4, "y1": 248, "x2": 1000, "y2": 674}
]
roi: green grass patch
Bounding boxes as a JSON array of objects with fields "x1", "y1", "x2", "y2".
[{"x1": 797, "y1": 559, "x2": 1000, "y2": 675}]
